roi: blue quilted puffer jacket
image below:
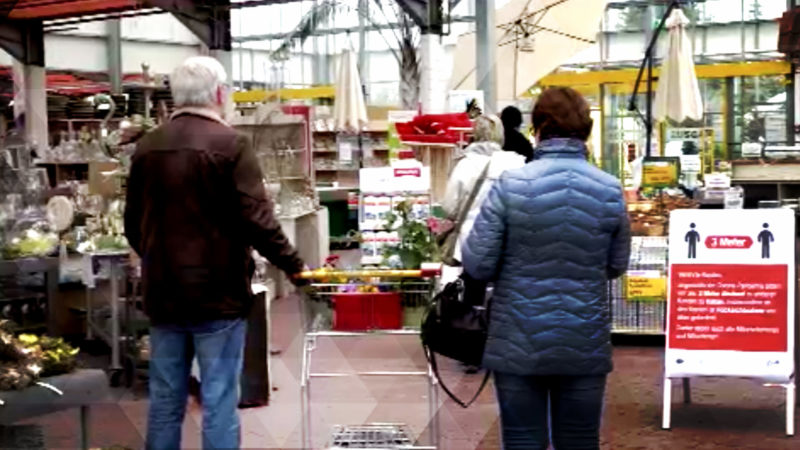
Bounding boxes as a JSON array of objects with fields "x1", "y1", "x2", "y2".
[{"x1": 462, "y1": 138, "x2": 631, "y2": 376}]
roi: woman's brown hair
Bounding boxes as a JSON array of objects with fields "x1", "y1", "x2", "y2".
[{"x1": 532, "y1": 87, "x2": 593, "y2": 142}]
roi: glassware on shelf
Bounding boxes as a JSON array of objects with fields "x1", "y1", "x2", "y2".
[
  {"x1": 84, "y1": 195, "x2": 104, "y2": 217},
  {"x1": 74, "y1": 184, "x2": 90, "y2": 213},
  {"x1": 26, "y1": 169, "x2": 49, "y2": 192},
  {"x1": 2, "y1": 194, "x2": 22, "y2": 220},
  {"x1": 85, "y1": 217, "x2": 100, "y2": 235},
  {"x1": 73, "y1": 226, "x2": 88, "y2": 247},
  {"x1": 3, "y1": 208, "x2": 59, "y2": 259}
]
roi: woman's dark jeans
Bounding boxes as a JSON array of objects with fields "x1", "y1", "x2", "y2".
[{"x1": 494, "y1": 372, "x2": 606, "y2": 450}]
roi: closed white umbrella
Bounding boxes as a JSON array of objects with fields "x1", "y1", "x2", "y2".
[
  {"x1": 654, "y1": 9, "x2": 703, "y2": 123},
  {"x1": 333, "y1": 49, "x2": 368, "y2": 133},
  {"x1": 450, "y1": 0, "x2": 607, "y2": 102}
]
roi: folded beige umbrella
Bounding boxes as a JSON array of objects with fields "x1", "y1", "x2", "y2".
[
  {"x1": 334, "y1": 49, "x2": 368, "y2": 133},
  {"x1": 653, "y1": 8, "x2": 704, "y2": 123},
  {"x1": 450, "y1": 0, "x2": 608, "y2": 101}
]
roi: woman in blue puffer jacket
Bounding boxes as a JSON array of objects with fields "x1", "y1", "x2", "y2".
[{"x1": 462, "y1": 87, "x2": 631, "y2": 450}]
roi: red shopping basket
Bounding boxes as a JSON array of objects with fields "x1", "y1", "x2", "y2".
[{"x1": 332, "y1": 292, "x2": 402, "y2": 331}]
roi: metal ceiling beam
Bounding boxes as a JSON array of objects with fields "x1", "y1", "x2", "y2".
[
  {"x1": 606, "y1": 0, "x2": 706, "y2": 7},
  {"x1": 0, "y1": 19, "x2": 45, "y2": 66},
  {"x1": 6, "y1": 0, "x2": 141, "y2": 20},
  {"x1": 234, "y1": 14, "x2": 475, "y2": 42},
  {"x1": 228, "y1": 0, "x2": 308, "y2": 6},
  {"x1": 42, "y1": 8, "x2": 165, "y2": 30},
  {"x1": 394, "y1": 0, "x2": 453, "y2": 33},
  {"x1": 146, "y1": 0, "x2": 232, "y2": 50}
]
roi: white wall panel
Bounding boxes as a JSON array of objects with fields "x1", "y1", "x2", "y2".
[
  {"x1": 50, "y1": 14, "x2": 199, "y2": 44},
  {"x1": 121, "y1": 15, "x2": 199, "y2": 44},
  {"x1": 44, "y1": 35, "x2": 106, "y2": 71},
  {"x1": 121, "y1": 42, "x2": 200, "y2": 74},
  {"x1": 56, "y1": 21, "x2": 105, "y2": 37}
]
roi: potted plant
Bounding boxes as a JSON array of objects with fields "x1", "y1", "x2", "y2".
[{"x1": 382, "y1": 199, "x2": 438, "y2": 269}]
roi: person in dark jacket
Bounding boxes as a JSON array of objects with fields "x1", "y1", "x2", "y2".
[
  {"x1": 500, "y1": 105, "x2": 534, "y2": 162},
  {"x1": 124, "y1": 56, "x2": 306, "y2": 450},
  {"x1": 462, "y1": 87, "x2": 631, "y2": 450}
]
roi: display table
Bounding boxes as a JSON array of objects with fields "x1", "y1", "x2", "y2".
[
  {"x1": 81, "y1": 251, "x2": 131, "y2": 376},
  {"x1": 0, "y1": 369, "x2": 110, "y2": 450},
  {"x1": 269, "y1": 207, "x2": 329, "y2": 298}
]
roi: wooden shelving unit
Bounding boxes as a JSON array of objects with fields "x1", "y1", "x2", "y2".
[{"x1": 312, "y1": 128, "x2": 390, "y2": 190}]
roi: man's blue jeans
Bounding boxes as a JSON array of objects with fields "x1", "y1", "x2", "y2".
[
  {"x1": 146, "y1": 319, "x2": 246, "y2": 450},
  {"x1": 494, "y1": 372, "x2": 606, "y2": 450}
]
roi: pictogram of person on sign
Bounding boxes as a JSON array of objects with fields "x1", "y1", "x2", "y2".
[
  {"x1": 758, "y1": 223, "x2": 774, "y2": 259},
  {"x1": 685, "y1": 223, "x2": 700, "y2": 259}
]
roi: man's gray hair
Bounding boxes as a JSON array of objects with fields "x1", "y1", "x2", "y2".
[{"x1": 171, "y1": 56, "x2": 228, "y2": 108}]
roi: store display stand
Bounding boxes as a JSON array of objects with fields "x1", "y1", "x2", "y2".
[
  {"x1": 358, "y1": 164, "x2": 432, "y2": 267},
  {"x1": 402, "y1": 142, "x2": 457, "y2": 203},
  {"x1": 82, "y1": 251, "x2": 130, "y2": 385}
]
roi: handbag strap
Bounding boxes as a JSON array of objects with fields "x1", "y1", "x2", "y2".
[
  {"x1": 424, "y1": 345, "x2": 491, "y2": 409},
  {"x1": 451, "y1": 159, "x2": 491, "y2": 236}
]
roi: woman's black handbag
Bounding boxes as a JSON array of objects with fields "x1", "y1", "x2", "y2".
[{"x1": 421, "y1": 277, "x2": 491, "y2": 408}]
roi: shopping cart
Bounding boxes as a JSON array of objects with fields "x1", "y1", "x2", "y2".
[{"x1": 297, "y1": 267, "x2": 441, "y2": 449}]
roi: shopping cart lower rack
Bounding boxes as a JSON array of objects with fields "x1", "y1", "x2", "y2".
[
  {"x1": 298, "y1": 268, "x2": 441, "y2": 450},
  {"x1": 329, "y1": 423, "x2": 416, "y2": 449}
]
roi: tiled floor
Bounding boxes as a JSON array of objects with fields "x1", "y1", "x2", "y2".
[{"x1": 23, "y1": 292, "x2": 800, "y2": 449}]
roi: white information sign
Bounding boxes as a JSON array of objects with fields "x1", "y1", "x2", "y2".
[
  {"x1": 359, "y1": 165, "x2": 430, "y2": 195},
  {"x1": 448, "y1": 90, "x2": 484, "y2": 114},
  {"x1": 664, "y1": 209, "x2": 796, "y2": 435},
  {"x1": 679, "y1": 155, "x2": 701, "y2": 174}
]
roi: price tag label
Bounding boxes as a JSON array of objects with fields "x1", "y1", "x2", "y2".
[
  {"x1": 626, "y1": 270, "x2": 667, "y2": 301},
  {"x1": 339, "y1": 142, "x2": 353, "y2": 162}
]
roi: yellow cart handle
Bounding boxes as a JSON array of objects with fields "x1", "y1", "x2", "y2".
[{"x1": 299, "y1": 266, "x2": 441, "y2": 280}]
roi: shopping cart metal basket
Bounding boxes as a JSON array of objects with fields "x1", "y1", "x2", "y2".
[{"x1": 297, "y1": 268, "x2": 441, "y2": 449}]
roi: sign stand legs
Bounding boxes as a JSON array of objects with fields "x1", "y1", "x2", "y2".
[
  {"x1": 664, "y1": 376, "x2": 796, "y2": 435},
  {"x1": 787, "y1": 381, "x2": 796, "y2": 436},
  {"x1": 662, "y1": 377, "x2": 692, "y2": 430},
  {"x1": 662, "y1": 377, "x2": 672, "y2": 430},
  {"x1": 682, "y1": 378, "x2": 691, "y2": 404}
]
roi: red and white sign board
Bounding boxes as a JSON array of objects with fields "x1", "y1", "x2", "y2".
[
  {"x1": 667, "y1": 209, "x2": 795, "y2": 381},
  {"x1": 359, "y1": 164, "x2": 430, "y2": 194}
]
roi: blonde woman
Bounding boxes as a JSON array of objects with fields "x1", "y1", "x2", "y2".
[
  {"x1": 440, "y1": 115, "x2": 526, "y2": 313},
  {"x1": 443, "y1": 115, "x2": 525, "y2": 269}
]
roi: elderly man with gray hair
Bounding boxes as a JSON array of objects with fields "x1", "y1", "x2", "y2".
[{"x1": 124, "y1": 56, "x2": 307, "y2": 450}]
